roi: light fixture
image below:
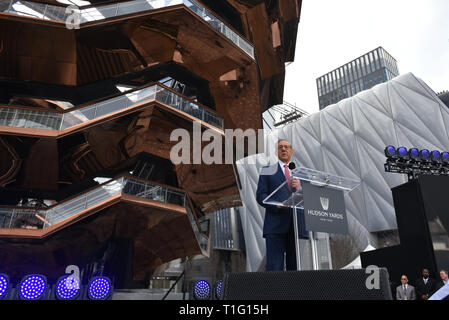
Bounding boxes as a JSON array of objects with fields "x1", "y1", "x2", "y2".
[
  {"x1": 17, "y1": 274, "x2": 48, "y2": 300},
  {"x1": 54, "y1": 274, "x2": 82, "y2": 300},
  {"x1": 431, "y1": 150, "x2": 441, "y2": 163},
  {"x1": 408, "y1": 148, "x2": 419, "y2": 161},
  {"x1": 385, "y1": 146, "x2": 449, "y2": 180},
  {"x1": 0, "y1": 274, "x2": 10, "y2": 300},
  {"x1": 87, "y1": 276, "x2": 113, "y2": 300},
  {"x1": 442, "y1": 152, "x2": 449, "y2": 164},
  {"x1": 384, "y1": 146, "x2": 396, "y2": 158},
  {"x1": 397, "y1": 147, "x2": 408, "y2": 160},
  {"x1": 193, "y1": 280, "x2": 211, "y2": 300},
  {"x1": 215, "y1": 280, "x2": 223, "y2": 300},
  {"x1": 419, "y1": 149, "x2": 430, "y2": 162}
]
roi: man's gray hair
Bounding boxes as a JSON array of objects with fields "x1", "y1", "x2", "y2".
[{"x1": 277, "y1": 139, "x2": 291, "y2": 145}]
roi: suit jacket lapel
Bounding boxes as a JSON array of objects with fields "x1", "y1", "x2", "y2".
[
  {"x1": 275, "y1": 164, "x2": 285, "y2": 183},
  {"x1": 275, "y1": 164, "x2": 291, "y2": 193}
]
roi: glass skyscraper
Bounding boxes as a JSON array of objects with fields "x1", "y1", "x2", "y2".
[{"x1": 317, "y1": 47, "x2": 399, "y2": 110}]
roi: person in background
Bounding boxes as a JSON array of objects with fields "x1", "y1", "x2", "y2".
[
  {"x1": 429, "y1": 270, "x2": 449, "y2": 300},
  {"x1": 415, "y1": 268, "x2": 436, "y2": 300},
  {"x1": 435, "y1": 270, "x2": 449, "y2": 291},
  {"x1": 396, "y1": 275, "x2": 416, "y2": 300}
]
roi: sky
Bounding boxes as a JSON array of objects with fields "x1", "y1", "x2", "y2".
[{"x1": 283, "y1": 0, "x2": 449, "y2": 115}]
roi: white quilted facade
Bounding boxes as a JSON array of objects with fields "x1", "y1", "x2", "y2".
[{"x1": 236, "y1": 73, "x2": 449, "y2": 272}]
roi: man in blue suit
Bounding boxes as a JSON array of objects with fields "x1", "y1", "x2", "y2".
[{"x1": 256, "y1": 139, "x2": 308, "y2": 271}]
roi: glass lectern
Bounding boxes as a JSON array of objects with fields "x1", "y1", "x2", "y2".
[{"x1": 263, "y1": 167, "x2": 361, "y2": 270}]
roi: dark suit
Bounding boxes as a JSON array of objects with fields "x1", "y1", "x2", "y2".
[
  {"x1": 415, "y1": 277, "x2": 436, "y2": 300},
  {"x1": 256, "y1": 163, "x2": 308, "y2": 271}
]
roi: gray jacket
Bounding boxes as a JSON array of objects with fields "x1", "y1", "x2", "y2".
[{"x1": 396, "y1": 284, "x2": 416, "y2": 300}]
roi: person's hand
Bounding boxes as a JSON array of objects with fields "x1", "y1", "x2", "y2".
[
  {"x1": 277, "y1": 205, "x2": 289, "y2": 209},
  {"x1": 291, "y1": 178, "x2": 301, "y2": 190},
  {"x1": 422, "y1": 295, "x2": 428, "y2": 300}
]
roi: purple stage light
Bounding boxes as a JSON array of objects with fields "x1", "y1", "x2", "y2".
[
  {"x1": 18, "y1": 274, "x2": 47, "y2": 300},
  {"x1": 215, "y1": 280, "x2": 223, "y2": 300},
  {"x1": 385, "y1": 146, "x2": 396, "y2": 157},
  {"x1": 87, "y1": 276, "x2": 112, "y2": 300},
  {"x1": 431, "y1": 150, "x2": 441, "y2": 162},
  {"x1": 193, "y1": 280, "x2": 211, "y2": 300},
  {"x1": 398, "y1": 147, "x2": 408, "y2": 158},
  {"x1": 409, "y1": 148, "x2": 419, "y2": 159},
  {"x1": 0, "y1": 274, "x2": 9, "y2": 299},
  {"x1": 442, "y1": 152, "x2": 449, "y2": 163},
  {"x1": 55, "y1": 275, "x2": 81, "y2": 300},
  {"x1": 420, "y1": 149, "x2": 430, "y2": 161}
]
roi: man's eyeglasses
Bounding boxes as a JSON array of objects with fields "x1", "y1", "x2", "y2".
[{"x1": 278, "y1": 145, "x2": 291, "y2": 150}]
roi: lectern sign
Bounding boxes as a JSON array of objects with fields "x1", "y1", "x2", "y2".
[{"x1": 302, "y1": 183, "x2": 348, "y2": 235}]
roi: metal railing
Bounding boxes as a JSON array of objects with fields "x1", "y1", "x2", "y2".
[
  {"x1": 0, "y1": 83, "x2": 224, "y2": 131},
  {"x1": 184, "y1": 200, "x2": 209, "y2": 255},
  {"x1": 3, "y1": 0, "x2": 254, "y2": 58},
  {"x1": 0, "y1": 175, "x2": 185, "y2": 230}
]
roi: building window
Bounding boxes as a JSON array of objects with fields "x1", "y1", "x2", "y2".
[
  {"x1": 364, "y1": 55, "x2": 372, "y2": 74},
  {"x1": 373, "y1": 50, "x2": 379, "y2": 69},
  {"x1": 339, "y1": 68, "x2": 345, "y2": 87},
  {"x1": 351, "y1": 61, "x2": 357, "y2": 80},
  {"x1": 361, "y1": 58, "x2": 367, "y2": 77},
  {"x1": 356, "y1": 59, "x2": 362, "y2": 79},
  {"x1": 369, "y1": 52, "x2": 375, "y2": 70},
  {"x1": 359, "y1": 78, "x2": 364, "y2": 91},
  {"x1": 343, "y1": 65, "x2": 348, "y2": 85}
]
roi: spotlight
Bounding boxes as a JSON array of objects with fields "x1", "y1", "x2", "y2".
[
  {"x1": 17, "y1": 274, "x2": 48, "y2": 300},
  {"x1": 0, "y1": 274, "x2": 10, "y2": 300},
  {"x1": 193, "y1": 280, "x2": 211, "y2": 300},
  {"x1": 215, "y1": 280, "x2": 223, "y2": 300},
  {"x1": 442, "y1": 152, "x2": 449, "y2": 163},
  {"x1": 397, "y1": 147, "x2": 408, "y2": 159},
  {"x1": 384, "y1": 146, "x2": 396, "y2": 158},
  {"x1": 54, "y1": 274, "x2": 82, "y2": 300},
  {"x1": 87, "y1": 276, "x2": 113, "y2": 300},
  {"x1": 419, "y1": 149, "x2": 430, "y2": 162},
  {"x1": 408, "y1": 148, "x2": 420, "y2": 161},
  {"x1": 431, "y1": 150, "x2": 441, "y2": 163}
]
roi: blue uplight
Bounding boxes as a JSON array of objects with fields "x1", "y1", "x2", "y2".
[
  {"x1": 87, "y1": 276, "x2": 112, "y2": 300},
  {"x1": 397, "y1": 147, "x2": 408, "y2": 158},
  {"x1": 193, "y1": 280, "x2": 211, "y2": 300},
  {"x1": 0, "y1": 274, "x2": 9, "y2": 299},
  {"x1": 385, "y1": 146, "x2": 396, "y2": 157},
  {"x1": 442, "y1": 152, "x2": 449, "y2": 163},
  {"x1": 420, "y1": 149, "x2": 430, "y2": 161},
  {"x1": 431, "y1": 150, "x2": 441, "y2": 162},
  {"x1": 55, "y1": 275, "x2": 81, "y2": 300},
  {"x1": 18, "y1": 274, "x2": 47, "y2": 300},
  {"x1": 215, "y1": 280, "x2": 223, "y2": 300},
  {"x1": 409, "y1": 148, "x2": 419, "y2": 159}
]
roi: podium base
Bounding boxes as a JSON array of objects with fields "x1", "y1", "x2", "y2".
[{"x1": 223, "y1": 269, "x2": 392, "y2": 300}]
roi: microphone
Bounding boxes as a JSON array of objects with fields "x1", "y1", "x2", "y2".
[
  {"x1": 288, "y1": 162, "x2": 300, "y2": 191},
  {"x1": 288, "y1": 162, "x2": 296, "y2": 170}
]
